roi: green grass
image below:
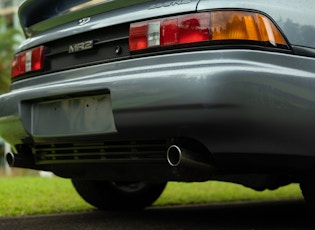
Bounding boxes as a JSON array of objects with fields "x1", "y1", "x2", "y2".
[
  {"x1": 156, "y1": 181, "x2": 302, "y2": 206},
  {"x1": 0, "y1": 176, "x2": 303, "y2": 217}
]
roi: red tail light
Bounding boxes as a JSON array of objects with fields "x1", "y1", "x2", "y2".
[
  {"x1": 11, "y1": 46, "x2": 45, "y2": 78},
  {"x1": 129, "y1": 11, "x2": 288, "y2": 51}
]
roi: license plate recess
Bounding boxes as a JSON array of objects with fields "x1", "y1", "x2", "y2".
[{"x1": 29, "y1": 94, "x2": 116, "y2": 136}]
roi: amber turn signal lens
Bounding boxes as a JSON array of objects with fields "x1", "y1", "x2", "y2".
[{"x1": 211, "y1": 11, "x2": 287, "y2": 46}]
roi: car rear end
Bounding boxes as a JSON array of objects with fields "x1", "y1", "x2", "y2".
[{"x1": 1, "y1": 0, "x2": 315, "y2": 211}]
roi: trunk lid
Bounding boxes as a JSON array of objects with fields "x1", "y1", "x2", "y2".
[
  {"x1": 13, "y1": 0, "x2": 200, "y2": 79},
  {"x1": 19, "y1": 0, "x2": 199, "y2": 43}
]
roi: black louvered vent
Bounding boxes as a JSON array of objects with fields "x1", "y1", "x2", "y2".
[{"x1": 33, "y1": 139, "x2": 169, "y2": 164}]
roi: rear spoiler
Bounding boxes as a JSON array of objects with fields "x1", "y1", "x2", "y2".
[{"x1": 18, "y1": 0, "x2": 151, "y2": 37}]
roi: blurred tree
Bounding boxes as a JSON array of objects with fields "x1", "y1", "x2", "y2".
[{"x1": 0, "y1": 18, "x2": 22, "y2": 94}]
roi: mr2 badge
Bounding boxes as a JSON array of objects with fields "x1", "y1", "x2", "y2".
[{"x1": 69, "y1": 40, "x2": 94, "y2": 53}]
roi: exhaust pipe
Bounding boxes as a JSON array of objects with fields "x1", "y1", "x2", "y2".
[
  {"x1": 167, "y1": 145, "x2": 182, "y2": 167},
  {"x1": 5, "y1": 152, "x2": 15, "y2": 167},
  {"x1": 5, "y1": 152, "x2": 50, "y2": 171},
  {"x1": 166, "y1": 145, "x2": 214, "y2": 181}
]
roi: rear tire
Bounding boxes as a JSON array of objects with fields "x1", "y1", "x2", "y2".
[
  {"x1": 71, "y1": 179, "x2": 167, "y2": 211},
  {"x1": 300, "y1": 176, "x2": 315, "y2": 212}
]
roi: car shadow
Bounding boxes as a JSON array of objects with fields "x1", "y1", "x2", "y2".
[{"x1": 0, "y1": 199, "x2": 313, "y2": 230}]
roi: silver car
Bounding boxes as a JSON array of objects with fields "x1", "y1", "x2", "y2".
[{"x1": 1, "y1": 0, "x2": 315, "y2": 211}]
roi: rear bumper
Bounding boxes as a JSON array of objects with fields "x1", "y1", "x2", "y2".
[{"x1": 1, "y1": 49, "x2": 315, "y2": 170}]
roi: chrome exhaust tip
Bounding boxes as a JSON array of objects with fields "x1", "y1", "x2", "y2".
[
  {"x1": 166, "y1": 144, "x2": 215, "y2": 181},
  {"x1": 166, "y1": 145, "x2": 182, "y2": 166},
  {"x1": 5, "y1": 152, "x2": 15, "y2": 167}
]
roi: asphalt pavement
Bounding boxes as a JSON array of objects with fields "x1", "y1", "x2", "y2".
[{"x1": 0, "y1": 199, "x2": 313, "y2": 230}]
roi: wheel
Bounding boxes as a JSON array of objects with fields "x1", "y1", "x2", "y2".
[
  {"x1": 71, "y1": 179, "x2": 167, "y2": 211},
  {"x1": 299, "y1": 176, "x2": 315, "y2": 213}
]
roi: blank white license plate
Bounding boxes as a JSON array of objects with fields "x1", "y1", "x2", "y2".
[{"x1": 30, "y1": 94, "x2": 116, "y2": 136}]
